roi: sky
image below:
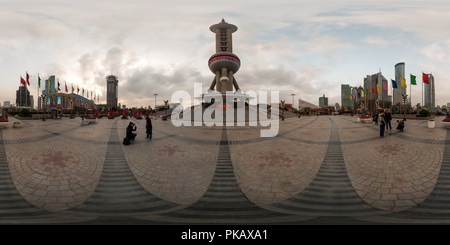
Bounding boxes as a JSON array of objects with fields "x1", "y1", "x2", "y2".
[{"x1": 1, "y1": 0, "x2": 450, "y2": 109}]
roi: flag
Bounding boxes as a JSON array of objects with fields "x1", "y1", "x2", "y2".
[
  {"x1": 383, "y1": 81, "x2": 388, "y2": 91},
  {"x1": 392, "y1": 79, "x2": 398, "y2": 88},
  {"x1": 65, "y1": 81, "x2": 68, "y2": 93},
  {"x1": 38, "y1": 75, "x2": 41, "y2": 88},
  {"x1": 72, "y1": 85, "x2": 74, "y2": 94},
  {"x1": 371, "y1": 87, "x2": 375, "y2": 94},
  {"x1": 411, "y1": 74, "x2": 417, "y2": 85},
  {"x1": 48, "y1": 77, "x2": 51, "y2": 93},
  {"x1": 77, "y1": 86, "x2": 79, "y2": 94},
  {"x1": 401, "y1": 77, "x2": 407, "y2": 88},
  {"x1": 20, "y1": 76, "x2": 27, "y2": 86},
  {"x1": 423, "y1": 72, "x2": 429, "y2": 84},
  {"x1": 350, "y1": 95, "x2": 352, "y2": 101},
  {"x1": 366, "y1": 88, "x2": 368, "y2": 96},
  {"x1": 377, "y1": 84, "x2": 381, "y2": 93},
  {"x1": 26, "y1": 72, "x2": 30, "y2": 86},
  {"x1": 361, "y1": 90, "x2": 364, "y2": 97},
  {"x1": 357, "y1": 91, "x2": 361, "y2": 98}
]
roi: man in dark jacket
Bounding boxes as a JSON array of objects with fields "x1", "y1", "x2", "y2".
[
  {"x1": 126, "y1": 122, "x2": 137, "y2": 142},
  {"x1": 385, "y1": 109, "x2": 392, "y2": 132}
]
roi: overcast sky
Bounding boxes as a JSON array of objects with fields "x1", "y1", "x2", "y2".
[{"x1": 1, "y1": 0, "x2": 450, "y2": 109}]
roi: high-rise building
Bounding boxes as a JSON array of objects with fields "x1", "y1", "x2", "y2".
[
  {"x1": 393, "y1": 62, "x2": 406, "y2": 106},
  {"x1": 424, "y1": 73, "x2": 435, "y2": 108},
  {"x1": 363, "y1": 72, "x2": 389, "y2": 111},
  {"x1": 106, "y1": 75, "x2": 119, "y2": 109},
  {"x1": 341, "y1": 84, "x2": 352, "y2": 110},
  {"x1": 43, "y1": 75, "x2": 56, "y2": 95},
  {"x1": 319, "y1": 94, "x2": 328, "y2": 107},
  {"x1": 16, "y1": 86, "x2": 31, "y2": 107}
]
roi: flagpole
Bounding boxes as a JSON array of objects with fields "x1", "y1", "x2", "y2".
[
  {"x1": 410, "y1": 74, "x2": 412, "y2": 109},
  {"x1": 422, "y1": 72, "x2": 424, "y2": 108}
]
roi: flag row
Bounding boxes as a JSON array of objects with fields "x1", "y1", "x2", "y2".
[{"x1": 19, "y1": 72, "x2": 100, "y2": 102}]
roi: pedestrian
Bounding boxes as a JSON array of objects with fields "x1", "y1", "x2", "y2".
[
  {"x1": 145, "y1": 114, "x2": 152, "y2": 140},
  {"x1": 5, "y1": 112, "x2": 8, "y2": 119},
  {"x1": 374, "y1": 112, "x2": 379, "y2": 125},
  {"x1": 378, "y1": 112, "x2": 386, "y2": 137},
  {"x1": 396, "y1": 120, "x2": 404, "y2": 132},
  {"x1": 385, "y1": 109, "x2": 392, "y2": 133},
  {"x1": 126, "y1": 122, "x2": 137, "y2": 143}
]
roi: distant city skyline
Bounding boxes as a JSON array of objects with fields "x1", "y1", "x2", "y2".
[{"x1": 1, "y1": 0, "x2": 450, "y2": 109}]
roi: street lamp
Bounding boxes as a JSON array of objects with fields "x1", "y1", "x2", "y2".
[
  {"x1": 153, "y1": 93, "x2": 158, "y2": 118},
  {"x1": 281, "y1": 100, "x2": 285, "y2": 121},
  {"x1": 290, "y1": 93, "x2": 295, "y2": 111},
  {"x1": 402, "y1": 94, "x2": 408, "y2": 121}
]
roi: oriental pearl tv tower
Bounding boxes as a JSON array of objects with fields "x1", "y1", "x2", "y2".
[{"x1": 208, "y1": 18, "x2": 241, "y2": 93}]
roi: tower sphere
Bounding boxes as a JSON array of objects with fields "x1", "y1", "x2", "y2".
[{"x1": 208, "y1": 52, "x2": 240, "y2": 74}]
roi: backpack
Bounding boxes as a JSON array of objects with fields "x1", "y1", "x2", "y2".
[{"x1": 123, "y1": 137, "x2": 131, "y2": 145}]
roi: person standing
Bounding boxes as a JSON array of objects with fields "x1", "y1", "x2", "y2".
[
  {"x1": 145, "y1": 114, "x2": 152, "y2": 140},
  {"x1": 385, "y1": 109, "x2": 392, "y2": 133},
  {"x1": 378, "y1": 112, "x2": 386, "y2": 137}
]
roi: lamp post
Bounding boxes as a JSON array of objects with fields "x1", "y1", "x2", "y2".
[
  {"x1": 41, "y1": 94, "x2": 46, "y2": 121},
  {"x1": 281, "y1": 100, "x2": 285, "y2": 121},
  {"x1": 153, "y1": 93, "x2": 158, "y2": 118},
  {"x1": 163, "y1": 100, "x2": 168, "y2": 121},
  {"x1": 290, "y1": 93, "x2": 295, "y2": 111},
  {"x1": 402, "y1": 94, "x2": 408, "y2": 121}
]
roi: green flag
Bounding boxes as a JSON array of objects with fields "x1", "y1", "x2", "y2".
[
  {"x1": 38, "y1": 75, "x2": 41, "y2": 88},
  {"x1": 411, "y1": 74, "x2": 417, "y2": 85}
]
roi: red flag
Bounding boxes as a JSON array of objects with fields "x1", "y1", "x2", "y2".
[
  {"x1": 371, "y1": 87, "x2": 375, "y2": 94},
  {"x1": 26, "y1": 72, "x2": 30, "y2": 86},
  {"x1": 20, "y1": 76, "x2": 27, "y2": 86},
  {"x1": 65, "y1": 82, "x2": 68, "y2": 93},
  {"x1": 423, "y1": 72, "x2": 429, "y2": 84}
]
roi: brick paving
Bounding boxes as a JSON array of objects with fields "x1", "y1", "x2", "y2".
[{"x1": 0, "y1": 115, "x2": 449, "y2": 224}]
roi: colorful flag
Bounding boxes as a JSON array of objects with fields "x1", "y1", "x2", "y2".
[
  {"x1": 20, "y1": 76, "x2": 27, "y2": 86},
  {"x1": 377, "y1": 84, "x2": 381, "y2": 93},
  {"x1": 411, "y1": 74, "x2": 417, "y2": 85},
  {"x1": 38, "y1": 75, "x2": 41, "y2": 88},
  {"x1": 65, "y1": 81, "x2": 68, "y2": 93},
  {"x1": 77, "y1": 86, "x2": 79, "y2": 94},
  {"x1": 72, "y1": 85, "x2": 74, "y2": 94},
  {"x1": 48, "y1": 77, "x2": 51, "y2": 93},
  {"x1": 383, "y1": 81, "x2": 388, "y2": 91},
  {"x1": 26, "y1": 72, "x2": 30, "y2": 86},
  {"x1": 392, "y1": 79, "x2": 398, "y2": 88},
  {"x1": 350, "y1": 95, "x2": 352, "y2": 101},
  {"x1": 366, "y1": 88, "x2": 368, "y2": 96},
  {"x1": 423, "y1": 72, "x2": 429, "y2": 84},
  {"x1": 357, "y1": 91, "x2": 361, "y2": 98},
  {"x1": 57, "y1": 80, "x2": 61, "y2": 91},
  {"x1": 401, "y1": 77, "x2": 407, "y2": 88},
  {"x1": 361, "y1": 90, "x2": 364, "y2": 97},
  {"x1": 371, "y1": 87, "x2": 375, "y2": 94}
]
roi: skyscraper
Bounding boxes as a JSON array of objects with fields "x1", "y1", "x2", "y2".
[
  {"x1": 106, "y1": 75, "x2": 119, "y2": 109},
  {"x1": 424, "y1": 73, "x2": 435, "y2": 109},
  {"x1": 393, "y1": 62, "x2": 406, "y2": 106},
  {"x1": 319, "y1": 94, "x2": 328, "y2": 107},
  {"x1": 16, "y1": 86, "x2": 31, "y2": 107},
  {"x1": 341, "y1": 84, "x2": 352, "y2": 110}
]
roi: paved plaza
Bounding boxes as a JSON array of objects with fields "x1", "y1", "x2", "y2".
[{"x1": 0, "y1": 114, "x2": 449, "y2": 225}]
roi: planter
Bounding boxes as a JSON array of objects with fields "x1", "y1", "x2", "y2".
[
  {"x1": 442, "y1": 121, "x2": 450, "y2": 129},
  {"x1": 81, "y1": 120, "x2": 90, "y2": 126},
  {"x1": 363, "y1": 119, "x2": 372, "y2": 124},
  {"x1": 0, "y1": 122, "x2": 10, "y2": 129},
  {"x1": 357, "y1": 117, "x2": 361, "y2": 122},
  {"x1": 428, "y1": 119, "x2": 435, "y2": 129},
  {"x1": 84, "y1": 118, "x2": 98, "y2": 124},
  {"x1": 13, "y1": 122, "x2": 24, "y2": 128}
]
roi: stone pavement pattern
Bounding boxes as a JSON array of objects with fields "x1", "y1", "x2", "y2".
[{"x1": 0, "y1": 115, "x2": 449, "y2": 224}]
